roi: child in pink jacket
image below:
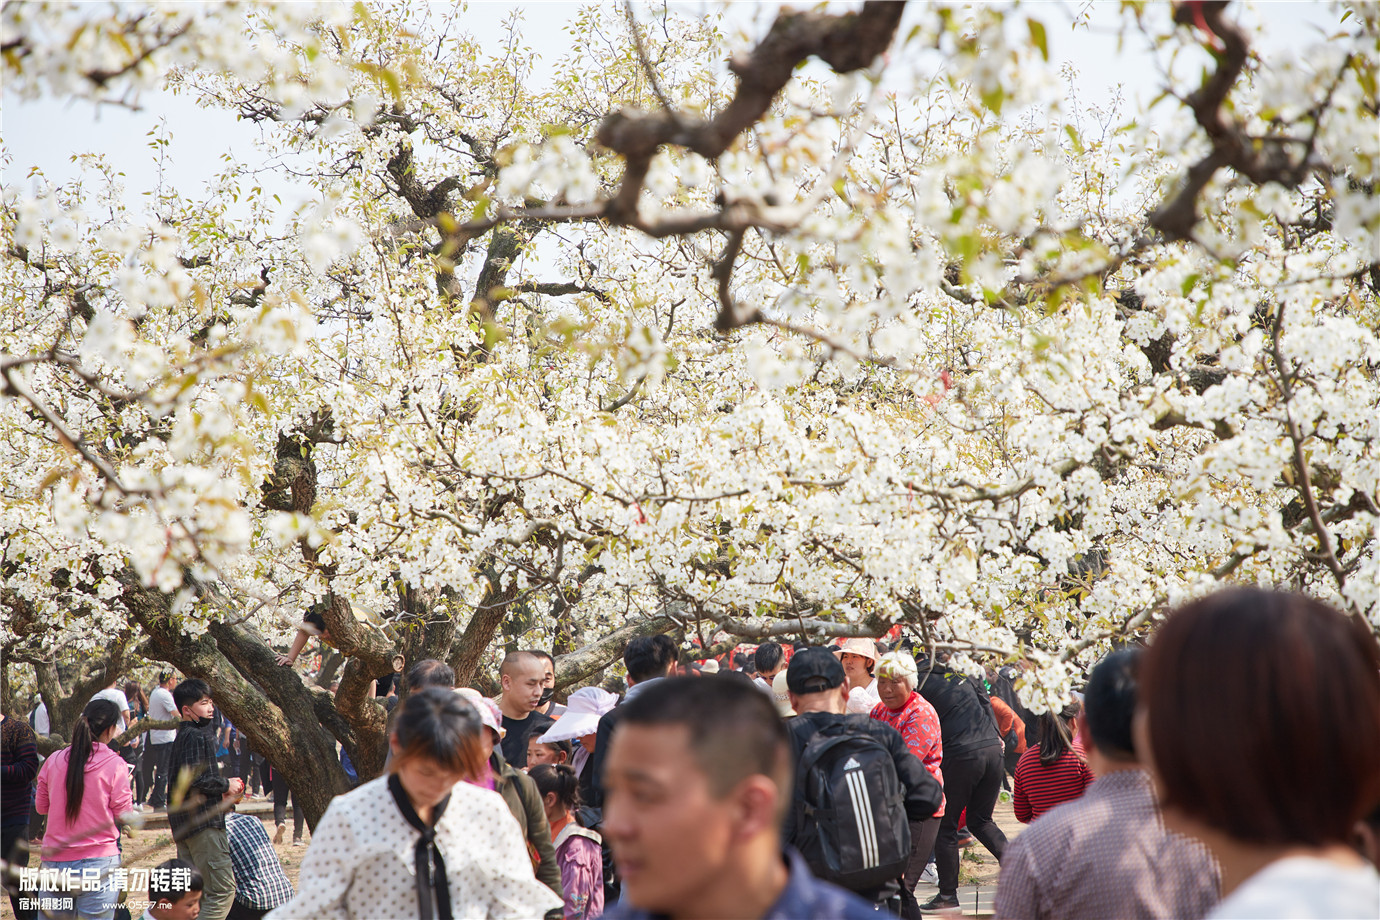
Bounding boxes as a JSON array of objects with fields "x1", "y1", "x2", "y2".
[{"x1": 35, "y1": 698, "x2": 132, "y2": 918}]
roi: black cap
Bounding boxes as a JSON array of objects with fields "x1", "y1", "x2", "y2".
[{"x1": 787, "y1": 647, "x2": 846, "y2": 694}]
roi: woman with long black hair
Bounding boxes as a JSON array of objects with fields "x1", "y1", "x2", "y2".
[
  {"x1": 34, "y1": 698, "x2": 132, "y2": 919},
  {"x1": 266, "y1": 687, "x2": 561, "y2": 920},
  {"x1": 1012, "y1": 701, "x2": 1093, "y2": 823}
]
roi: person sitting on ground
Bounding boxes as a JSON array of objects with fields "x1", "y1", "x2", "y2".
[
  {"x1": 1013, "y1": 701, "x2": 1093, "y2": 823},
  {"x1": 223, "y1": 784, "x2": 294, "y2": 920},
  {"x1": 1137, "y1": 588, "x2": 1380, "y2": 919},
  {"x1": 601, "y1": 675, "x2": 883, "y2": 920},
  {"x1": 142, "y1": 858, "x2": 204, "y2": 920},
  {"x1": 495, "y1": 651, "x2": 555, "y2": 769},
  {"x1": 35, "y1": 699, "x2": 132, "y2": 920},
  {"x1": 752, "y1": 642, "x2": 786, "y2": 695},
  {"x1": 168, "y1": 679, "x2": 243, "y2": 920},
  {"x1": 994, "y1": 649, "x2": 1220, "y2": 919},
  {"x1": 587, "y1": 635, "x2": 677, "y2": 808},
  {"x1": 267, "y1": 687, "x2": 561, "y2": 920},
  {"x1": 456, "y1": 689, "x2": 565, "y2": 911},
  {"x1": 529, "y1": 651, "x2": 568, "y2": 718},
  {"x1": 869, "y1": 651, "x2": 946, "y2": 920},
  {"x1": 530, "y1": 764, "x2": 604, "y2": 920},
  {"x1": 835, "y1": 638, "x2": 882, "y2": 713},
  {"x1": 782, "y1": 648, "x2": 942, "y2": 914},
  {"x1": 527, "y1": 735, "x2": 573, "y2": 768}
]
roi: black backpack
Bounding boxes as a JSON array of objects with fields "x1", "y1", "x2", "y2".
[{"x1": 793, "y1": 724, "x2": 910, "y2": 893}]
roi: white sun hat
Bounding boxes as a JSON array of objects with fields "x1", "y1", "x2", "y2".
[
  {"x1": 538, "y1": 687, "x2": 619, "y2": 743},
  {"x1": 771, "y1": 670, "x2": 795, "y2": 717},
  {"x1": 836, "y1": 637, "x2": 880, "y2": 662}
]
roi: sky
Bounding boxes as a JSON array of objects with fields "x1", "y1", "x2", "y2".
[{"x1": 2, "y1": 1, "x2": 1342, "y2": 223}]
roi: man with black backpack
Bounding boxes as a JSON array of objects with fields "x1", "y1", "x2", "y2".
[{"x1": 782, "y1": 648, "x2": 943, "y2": 916}]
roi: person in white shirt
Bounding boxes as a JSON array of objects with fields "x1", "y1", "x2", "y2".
[
  {"x1": 835, "y1": 637, "x2": 882, "y2": 714},
  {"x1": 266, "y1": 687, "x2": 561, "y2": 920},
  {"x1": 90, "y1": 679, "x2": 132, "y2": 736},
  {"x1": 30, "y1": 701, "x2": 49, "y2": 737},
  {"x1": 145, "y1": 671, "x2": 179, "y2": 811},
  {"x1": 1136, "y1": 588, "x2": 1380, "y2": 920}
]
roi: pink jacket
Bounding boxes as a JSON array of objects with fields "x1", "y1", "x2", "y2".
[{"x1": 36, "y1": 743, "x2": 132, "y2": 860}]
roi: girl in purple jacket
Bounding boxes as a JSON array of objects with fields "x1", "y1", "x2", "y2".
[{"x1": 530, "y1": 764, "x2": 604, "y2": 919}]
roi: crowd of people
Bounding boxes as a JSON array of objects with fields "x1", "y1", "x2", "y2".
[{"x1": 3, "y1": 586, "x2": 1378, "y2": 919}]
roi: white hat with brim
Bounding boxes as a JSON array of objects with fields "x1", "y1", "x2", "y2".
[
  {"x1": 538, "y1": 687, "x2": 619, "y2": 744},
  {"x1": 771, "y1": 670, "x2": 795, "y2": 717},
  {"x1": 836, "y1": 637, "x2": 880, "y2": 663},
  {"x1": 700, "y1": 660, "x2": 720, "y2": 674}
]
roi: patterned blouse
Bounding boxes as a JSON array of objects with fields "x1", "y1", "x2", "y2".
[
  {"x1": 871, "y1": 691, "x2": 945, "y2": 817},
  {"x1": 264, "y1": 775, "x2": 562, "y2": 920}
]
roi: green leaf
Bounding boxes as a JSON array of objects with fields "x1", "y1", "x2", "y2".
[
  {"x1": 1064, "y1": 123, "x2": 1083, "y2": 155},
  {"x1": 1028, "y1": 19, "x2": 1049, "y2": 62},
  {"x1": 980, "y1": 84, "x2": 1005, "y2": 114}
]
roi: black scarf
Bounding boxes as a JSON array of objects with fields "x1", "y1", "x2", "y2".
[{"x1": 387, "y1": 773, "x2": 453, "y2": 920}]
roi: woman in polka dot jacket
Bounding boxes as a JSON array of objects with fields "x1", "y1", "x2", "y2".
[{"x1": 265, "y1": 688, "x2": 562, "y2": 920}]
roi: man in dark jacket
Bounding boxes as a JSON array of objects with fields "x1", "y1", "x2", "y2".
[
  {"x1": 167, "y1": 679, "x2": 243, "y2": 920},
  {"x1": 782, "y1": 648, "x2": 943, "y2": 913},
  {"x1": 587, "y1": 634, "x2": 677, "y2": 807},
  {"x1": 915, "y1": 654, "x2": 1008, "y2": 911}
]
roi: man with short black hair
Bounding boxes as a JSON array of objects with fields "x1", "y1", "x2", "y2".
[
  {"x1": 497, "y1": 651, "x2": 553, "y2": 768},
  {"x1": 753, "y1": 642, "x2": 786, "y2": 695},
  {"x1": 145, "y1": 671, "x2": 179, "y2": 811},
  {"x1": 601, "y1": 676, "x2": 880, "y2": 920},
  {"x1": 588, "y1": 634, "x2": 677, "y2": 808},
  {"x1": 404, "y1": 658, "x2": 455, "y2": 692},
  {"x1": 783, "y1": 648, "x2": 942, "y2": 914},
  {"x1": 168, "y1": 679, "x2": 242, "y2": 920},
  {"x1": 528, "y1": 650, "x2": 568, "y2": 717},
  {"x1": 993, "y1": 650, "x2": 1220, "y2": 919}
]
